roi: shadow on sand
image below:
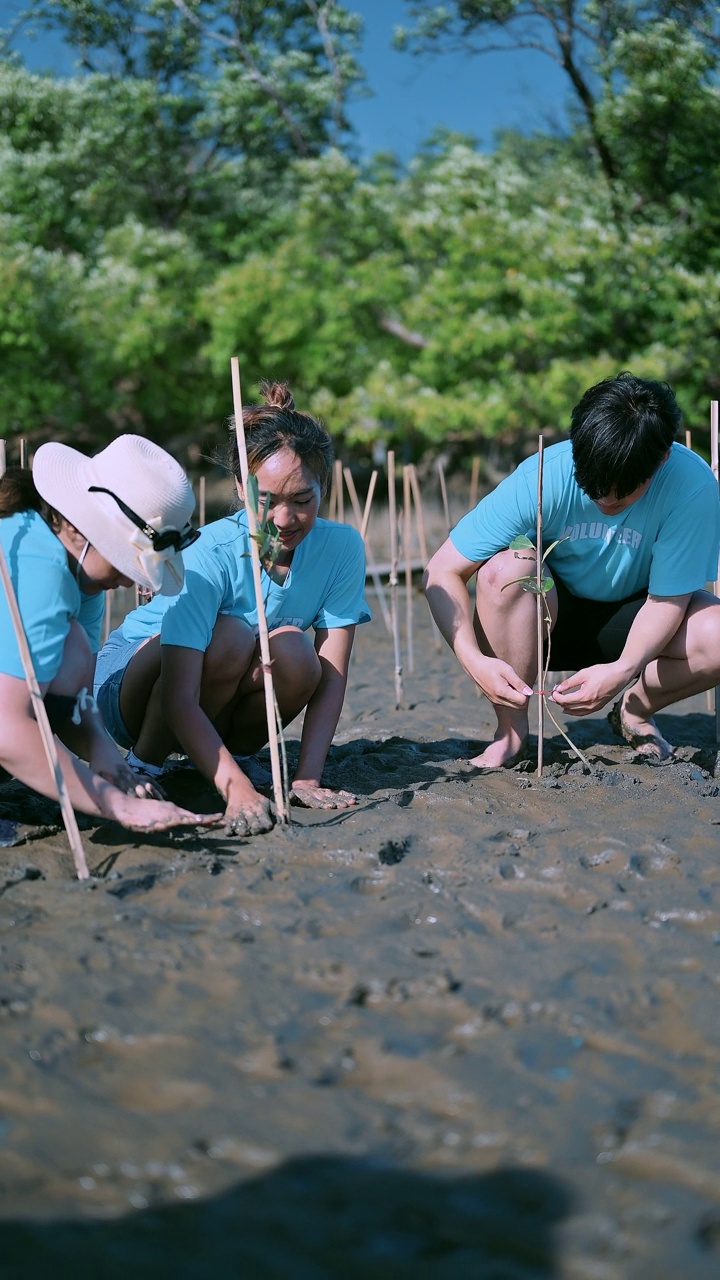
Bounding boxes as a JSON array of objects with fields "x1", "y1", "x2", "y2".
[{"x1": 0, "y1": 1155, "x2": 573, "y2": 1278}]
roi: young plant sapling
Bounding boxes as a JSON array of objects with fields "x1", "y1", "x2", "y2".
[{"x1": 504, "y1": 534, "x2": 592, "y2": 773}]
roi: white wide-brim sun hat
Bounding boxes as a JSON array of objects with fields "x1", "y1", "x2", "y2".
[{"x1": 33, "y1": 434, "x2": 196, "y2": 596}]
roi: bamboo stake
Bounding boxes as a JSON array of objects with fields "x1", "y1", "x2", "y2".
[
  {"x1": 711, "y1": 401, "x2": 720, "y2": 746},
  {"x1": 328, "y1": 464, "x2": 338, "y2": 521},
  {"x1": 102, "y1": 592, "x2": 112, "y2": 645},
  {"x1": 198, "y1": 475, "x2": 206, "y2": 527},
  {"x1": 469, "y1": 456, "x2": 481, "y2": 510},
  {"x1": 0, "y1": 544, "x2": 89, "y2": 878},
  {"x1": 360, "y1": 470, "x2": 378, "y2": 543},
  {"x1": 437, "y1": 460, "x2": 451, "y2": 535},
  {"x1": 387, "y1": 451, "x2": 403, "y2": 709},
  {"x1": 408, "y1": 464, "x2": 443, "y2": 652},
  {"x1": 0, "y1": 441, "x2": 6, "y2": 477},
  {"x1": 685, "y1": 429, "x2": 692, "y2": 450},
  {"x1": 230, "y1": 357, "x2": 289, "y2": 824},
  {"x1": 333, "y1": 459, "x2": 344, "y2": 524},
  {"x1": 19, "y1": 438, "x2": 27, "y2": 468},
  {"x1": 406, "y1": 466, "x2": 428, "y2": 564},
  {"x1": 536, "y1": 435, "x2": 545, "y2": 778},
  {"x1": 342, "y1": 466, "x2": 391, "y2": 632},
  {"x1": 403, "y1": 465, "x2": 414, "y2": 674}
]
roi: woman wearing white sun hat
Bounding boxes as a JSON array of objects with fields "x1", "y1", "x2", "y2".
[{"x1": 0, "y1": 434, "x2": 220, "y2": 833}]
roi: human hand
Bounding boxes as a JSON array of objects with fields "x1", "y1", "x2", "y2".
[
  {"x1": 99, "y1": 760, "x2": 166, "y2": 801},
  {"x1": 224, "y1": 794, "x2": 276, "y2": 837},
  {"x1": 551, "y1": 664, "x2": 628, "y2": 716},
  {"x1": 290, "y1": 781, "x2": 357, "y2": 810},
  {"x1": 468, "y1": 655, "x2": 533, "y2": 708},
  {"x1": 105, "y1": 795, "x2": 222, "y2": 832}
]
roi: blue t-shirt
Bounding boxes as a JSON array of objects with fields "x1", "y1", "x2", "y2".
[
  {"x1": 116, "y1": 511, "x2": 371, "y2": 650},
  {"x1": 0, "y1": 509, "x2": 105, "y2": 682},
  {"x1": 451, "y1": 440, "x2": 720, "y2": 602}
]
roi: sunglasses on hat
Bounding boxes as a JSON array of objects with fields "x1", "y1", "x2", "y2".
[{"x1": 88, "y1": 485, "x2": 201, "y2": 553}]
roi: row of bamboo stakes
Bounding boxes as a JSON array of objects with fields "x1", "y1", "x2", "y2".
[{"x1": 1, "y1": 395, "x2": 719, "y2": 866}]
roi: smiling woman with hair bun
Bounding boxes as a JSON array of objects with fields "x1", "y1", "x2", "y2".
[{"x1": 94, "y1": 381, "x2": 371, "y2": 837}]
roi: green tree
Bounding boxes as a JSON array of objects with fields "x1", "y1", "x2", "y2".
[{"x1": 395, "y1": 1, "x2": 719, "y2": 194}]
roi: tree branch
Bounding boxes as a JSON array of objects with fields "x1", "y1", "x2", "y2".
[
  {"x1": 170, "y1": 0, "x2": 312, "y2": 155},
  {"x1": 377, "y1": 313, "x2": 428, "y2": 348}
]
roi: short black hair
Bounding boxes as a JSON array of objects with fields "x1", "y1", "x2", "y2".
[{"x1": 570, "y1": 371, "x2": 681, "y2": 501}]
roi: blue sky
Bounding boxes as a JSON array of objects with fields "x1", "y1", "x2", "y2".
[
  {"x1": 3, "y1": 0, "x2": 570, "y2": 159},
  {"x1": 349, "y1": 0, "x2": 570, "y2": 158}
]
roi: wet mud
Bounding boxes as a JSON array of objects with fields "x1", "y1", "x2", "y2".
[{"x1": 1, "y1": 596, "x2": 720, "y2": 1277}]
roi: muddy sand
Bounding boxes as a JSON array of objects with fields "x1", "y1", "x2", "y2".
[{"x1": 1, "y1": 594, "x2": 719, "y2": 1278}]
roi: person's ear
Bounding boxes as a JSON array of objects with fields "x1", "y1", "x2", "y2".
[{"x1": 61, "y1": 520, "x2": 88, "y2": 552}]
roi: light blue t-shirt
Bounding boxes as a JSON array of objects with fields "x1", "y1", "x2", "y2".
[
  {"x1": 451, "y1": 440, "x2": 720, "y2": 602},
  {"x1": 116, "y1": 511, "x2": 371, "y2": 650},
  {"x1": 0, "y1": 509, "x2": 105, "y2": 682}
]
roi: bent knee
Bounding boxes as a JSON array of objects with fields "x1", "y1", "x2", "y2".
[
  {"x1": 204, "y1": 615, "x2": 257, "y2": 680},
  {"x1": 270, "y1": 627, "x2": 321, "y2": 684},
  {"x1": 477, "y1": 548, "x2": 535, "y2": 596}
]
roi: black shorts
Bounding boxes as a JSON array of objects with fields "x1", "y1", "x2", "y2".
[{"x1": 547, "y1": 574, "x2": 646, "y2": 671}]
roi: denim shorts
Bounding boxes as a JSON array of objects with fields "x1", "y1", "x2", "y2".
[{"x1": 94, "y1": 626, "x2": 147, "y2": 750}]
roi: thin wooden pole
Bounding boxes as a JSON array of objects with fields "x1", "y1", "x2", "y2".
[
  {"x1": 387, "y1": 451, "x2": 403, "y2": 709},
  {"x1": 198, "y1": 475, "x2": 206, "y2": 527},
  {"x1": 333, "y1": 459, "x2": 344, "y2": 524},
  {"x1": 328, "y1": 464, "x2": 338, "y2": 521},
  {"x1": 342, "y1": 467, "x2": 391, "y2": 632},
  {"x1": 711, "y1": 401, "x2": 720, "y2": 746},
  {"x1": 469, "y1": 456, "x2": 481, "y2": 510},
  {"x1": 437, "y1": 460, "x2": 451, "y2": 535},
  {"x1": 230, "y1": 358, "x2": 289, "y2": 824},
  {"x1": 536, "y1": 435, "x2": 545, "y2": 778},
  {"x1": 403, "y1": 465, "x2": 414, "y2": 674},
  {"x1": 360, "y1": 470, "x2": 378, "y2": 543},
  {"x1": 0, "y1": 441, "x2": 6, "y2": 477},
  {"x1": 0, "y1": 544, "x2": 89, "y2": 878},
  {"x1": 19, "y1": 438, "x2": 27, "y2": 468},
  {"x1": 407, "y1": 465, "x2": 429, "y2": 563},
  {"x1": 408, "y1": 464, "x2": 443, "y2": 652},
  {"x1": 685, "y1": 429, "x2": 692, "y2": 450}
]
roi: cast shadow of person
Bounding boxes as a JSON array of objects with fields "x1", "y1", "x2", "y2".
[{"x1": 0, "y1": 1154, "x2": 572, "y2": 1278}]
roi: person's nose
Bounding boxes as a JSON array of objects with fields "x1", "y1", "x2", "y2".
[{"x1": 272, "y1": 501, "x2": 295, "y2": 528}]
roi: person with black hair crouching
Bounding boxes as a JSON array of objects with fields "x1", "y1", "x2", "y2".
[{"x1": 423, "y1": 371, "x2": 720, "y2": 768}]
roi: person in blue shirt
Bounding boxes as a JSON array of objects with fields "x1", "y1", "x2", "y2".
[
  {"x1": 424, "y1": 371, "x2": 720, "y2": 769},
  {"x1": 0, "y1": 437, "x2": 219, "y2": 833},
  {"x1": 95, "y1": 382, "x2": 371, "y2": 836}
]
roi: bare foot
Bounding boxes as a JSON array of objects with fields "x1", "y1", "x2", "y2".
[
  {"x1": 608, "y1": 691, "x2": 674, "y2": 761},
  {"x1": 469, "y1": 728, "x2": 528, "y2": 770}
]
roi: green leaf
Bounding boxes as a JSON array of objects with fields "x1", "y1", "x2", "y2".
[
  {"x1": 509, "y1": 534, "x2": 535, "y2": 550},
  {"x1": 246, "y1": 472, "x2": 259, "y2": 515}
]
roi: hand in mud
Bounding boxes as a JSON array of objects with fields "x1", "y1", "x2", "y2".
[
  {"x1": 224, "y1": 795, "x2": 276, "y2": 837},
  {"x1": 100, "y1": 762, "x2": 166, "y2": 801},
  {"x1": 290, "y1": 782, "x2": 357, "y2": 810},
  {"x1": 113, "y1": 799, "x2": 223, "y2": 833}
]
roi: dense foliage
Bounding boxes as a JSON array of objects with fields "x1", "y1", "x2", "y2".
[{"x1": 1, "y1": 0, "x2": 718, "y2": 465}]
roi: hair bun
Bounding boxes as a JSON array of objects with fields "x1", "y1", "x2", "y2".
[{"x1": 260, "y1": 380, "x2": 295, "y2": 412}]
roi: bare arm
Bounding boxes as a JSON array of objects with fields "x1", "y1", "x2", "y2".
[
  {"x1": 423, "y1": 539, "x2": 533, "y2": 706},
  {"x1": 159, "y1": 645, "x2": 274, "y2": 834},
  {"x1": 0, "y1": 674, "x2": 218, "y2": 831},
  {"x1": 291, "y1": 624, "x2": 357, "y2": 809},
  {"x1": 553, "y1": 594, "x2": 692, "y2": 715}
]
